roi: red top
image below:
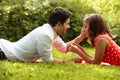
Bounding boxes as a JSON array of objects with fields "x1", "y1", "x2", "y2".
[{"x1": 94, "y1": 33, "x2": 120, "y2": 66}]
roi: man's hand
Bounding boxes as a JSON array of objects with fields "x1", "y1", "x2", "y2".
[{"x1": 80, "y1": 26, "x2": 89, "y2": 38}]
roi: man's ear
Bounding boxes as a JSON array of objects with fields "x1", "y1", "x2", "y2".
[{"x1": 56, "y1": 21, "x2": 62, "y2": 26}]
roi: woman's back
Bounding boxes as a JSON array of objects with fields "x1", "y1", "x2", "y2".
[{"x1": 94, "y1": 33, "x2": 120, "y2": 66}]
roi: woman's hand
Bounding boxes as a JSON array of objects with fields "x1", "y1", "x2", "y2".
[
  {"x1": 68, "y1": 44, "x2": 79, "y2": 53},
  {"x1": 72, "y1": 57, "x2": 83, "y2": 63}
]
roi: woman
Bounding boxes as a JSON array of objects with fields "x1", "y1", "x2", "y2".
[{"x1": 68, "y1": 14, "x2": 120, "y2": 66}]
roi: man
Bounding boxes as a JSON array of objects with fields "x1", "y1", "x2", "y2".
[{"x1": 0, "y1": 7, "x2": 73, "y2": 63}]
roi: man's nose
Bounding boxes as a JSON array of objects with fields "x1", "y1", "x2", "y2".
[{"x1": 68, "y1": 25, "x2": 70, "y2": 28}]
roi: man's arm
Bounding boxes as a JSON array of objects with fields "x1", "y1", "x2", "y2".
[{"x1": 53, "y1": 36, "x2": 67, "y2": 53}]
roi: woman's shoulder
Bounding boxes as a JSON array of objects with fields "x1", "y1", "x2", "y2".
[{"x1": 94, "y1": 33, "x2": 110, "y2": 44}]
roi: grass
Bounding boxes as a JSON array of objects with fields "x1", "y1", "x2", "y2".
[{"x1": 0, "y1": 47, "x2": 120, "y2": 80}]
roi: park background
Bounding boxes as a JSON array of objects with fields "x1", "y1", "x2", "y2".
[
  {"x1": 0, "y1": 0, "x2": 120, "y2": 80},
  {"x1": 0, "y1": 0, "x2": 120, "y2": 45}
]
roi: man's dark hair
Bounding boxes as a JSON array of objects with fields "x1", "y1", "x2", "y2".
[{"x1": 48, "y1": 7, "x2": 72, "y2": 27}]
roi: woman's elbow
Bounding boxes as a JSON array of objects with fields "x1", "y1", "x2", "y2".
[{"x1": 92, "y1": 60, "x2": 101, "y2": 65}]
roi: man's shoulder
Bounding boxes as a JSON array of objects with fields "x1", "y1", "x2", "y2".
[{"x1": 35, "y1": 23, "x2": 54, "y2": 40}]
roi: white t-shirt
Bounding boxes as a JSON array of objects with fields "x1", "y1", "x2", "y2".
[{"x1": 0, "y1": 23, "x2": 67, "y2": 62}]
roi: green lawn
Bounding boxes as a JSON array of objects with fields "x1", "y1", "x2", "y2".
[{"x1": 0, "y1": 47, "x2": 120, "y2": 80}]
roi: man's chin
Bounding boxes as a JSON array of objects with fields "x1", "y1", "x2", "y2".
[
  {"x1": 58, "y1": 33, "x2": 66, "y2": 35},
  {"x1": 63, "y1": 32, "x2": 66, "y2": 35}
]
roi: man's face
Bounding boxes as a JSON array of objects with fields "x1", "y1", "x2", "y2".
[{"x1": 57, "y1": 18, "x2": 70, "y2": 35}]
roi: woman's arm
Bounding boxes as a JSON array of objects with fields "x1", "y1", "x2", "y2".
[
  {"x1": 68, "y1": 38, "x2": 109, "y2": 64},
  {"x1": 73, "y1": 44, "x2": 93, "y2": 59},
  {"x1": 69, "y1": 44, "x2": 93, "y2": 63},
  {"x1": 93, "y1": 38, "x2": 109, "y2": 64}
]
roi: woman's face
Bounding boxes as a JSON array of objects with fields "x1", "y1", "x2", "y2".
[{"x1": 82, "y1": 20, "x2": 89, "y2": 38}]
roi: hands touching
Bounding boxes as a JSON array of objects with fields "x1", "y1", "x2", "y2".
[
  {"x1": 67, "y1": 26, "x2": 89, "y2": 51},
  {"x1": 65, "y1": 25, "x2": 89, "y2": 64},
  {"x1": 80, "y1": 25, "x2": 89, "y2": 38}
]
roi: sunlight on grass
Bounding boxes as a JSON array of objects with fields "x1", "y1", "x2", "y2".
[
  {"x1": 0, "y1": 47, "x2": 120, "y2": 80},
  {"x1": 52, "y1": 46, "x2": 95, "y2": 59},
  {"x1": 0, "y1": 61, "x2": 120, "y2": 80}
]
